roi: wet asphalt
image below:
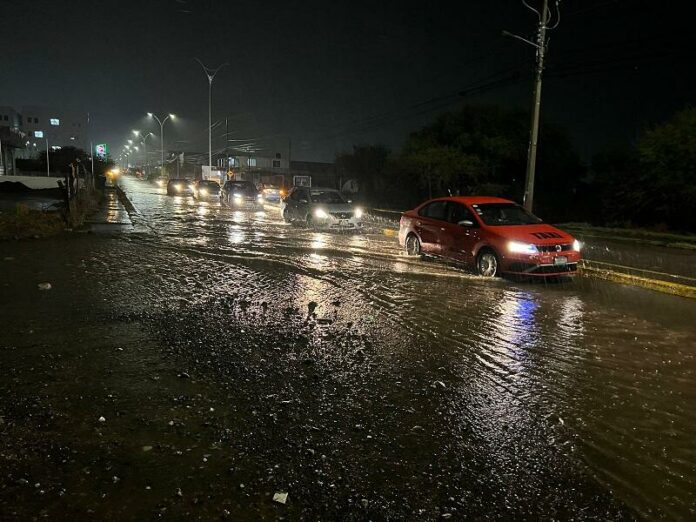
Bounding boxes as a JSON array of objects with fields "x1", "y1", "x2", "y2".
[{"x1": 1, "y1": 176, "x2": 695, "y2": 520}]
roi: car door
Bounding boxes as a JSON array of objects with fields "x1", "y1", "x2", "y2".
[
  {"x1": 440, "y1": 202, "x2": 481, "y2": 264},
  {"x1": 416, "y1": 201, "x2": 447, "y2": 254},
  {"x1": 295, "y1": 188, "x2": 310, "y2": 219},
  {"x1": 285, "y1": 188, "x2": 301, "y2": 219}
]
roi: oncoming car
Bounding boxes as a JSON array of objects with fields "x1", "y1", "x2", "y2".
[
  {"x1": 193, "y1": 180, "x2": 221, "y2": 200},
  {"x1": 221, "y1": 180, "x2": 263, "y2": 208},
  {"x1": 398, "y1": 196, "x2": 581, "y2": 277},
  {"x1": 166, "y1": 178, "x2": 195, "y2": 196},
  {"x1": 280, "y1": 187, "x2": 363, "y2": 229}
]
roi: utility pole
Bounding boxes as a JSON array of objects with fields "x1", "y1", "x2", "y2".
[
  {"x1": 46, "y1": 139, "x2": 50, "y2": 177},
  {"x1": 504, "y1": 0, "x2": 561, "y2": 212},
  {"x1": 195, "y1": 59, "x2": 228, "y2": 170}
]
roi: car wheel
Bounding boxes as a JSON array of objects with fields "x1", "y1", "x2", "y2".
[
  {"x1": 405, "y1": 234, "x2": 421, "y2": 256},
  {"x1": 476, "y1": 249, "x2": 499, "y2": 277},
  {"x1": 282, "y1": 207, "x2": 291, "y2": 223}
]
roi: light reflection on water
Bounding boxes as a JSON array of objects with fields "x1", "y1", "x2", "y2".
[{"x1": 112, "y1": 176, "x2": 696, "y2": 517}]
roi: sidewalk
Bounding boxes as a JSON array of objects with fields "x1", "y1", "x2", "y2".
[{"x1": 83, "y1": 187, "x2": 134, "y2": 233}]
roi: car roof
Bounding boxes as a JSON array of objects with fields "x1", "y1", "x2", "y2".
[{"x1": 422, "y1": 196, "x2": 515, "y2": 206}]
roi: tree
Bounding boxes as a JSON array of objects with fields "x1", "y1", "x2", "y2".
[
  {"x1": 397, "y1": 105, "x2": 583, "y2": 220},
  {"x1": 636, "y1": 106, "x2": 696, "y2": 231}
]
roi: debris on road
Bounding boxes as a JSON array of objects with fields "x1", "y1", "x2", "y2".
[{"x1": 273, "y1": 491, "x2": 288, "y2": 504}]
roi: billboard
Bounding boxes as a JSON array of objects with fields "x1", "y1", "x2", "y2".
[{"x1": 95, "y1": 143, "x2": 109, "y2": 159}]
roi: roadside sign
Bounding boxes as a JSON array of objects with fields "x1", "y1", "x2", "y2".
[{"x1": 95, "y1": 143, "x2": 109, "y2": 159}]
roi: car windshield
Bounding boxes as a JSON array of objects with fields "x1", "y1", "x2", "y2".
[
  {"x1": 310, "y1": 190, "x2": 345, "y2": 204},
  {"x1": 227, "y1": 181, "x2": 256, "y2": 193},
  {"x1": 473, "y1": 203, "x2": 542, "y2": 226},
  {"x1": 199, "y1": 181, "x2": 219, "y2": 188}
]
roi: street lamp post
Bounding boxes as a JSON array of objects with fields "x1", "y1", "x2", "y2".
[
  {"x1": 46, "y1": 139, "x2": 50, "y2": 177},
  {"x1": 147, "y1": 112, "x2": 175, "y2": 177},
  {"x1": 133, "y1": 130, "x2": 154, "y2": 176},
  {"x1": 195, "y1": 59, "x2": 228, "y2": 169}
]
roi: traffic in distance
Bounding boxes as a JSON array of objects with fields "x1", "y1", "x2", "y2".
[{"x1": 154, "y1": 174, "x2": 581, "y2": 279}]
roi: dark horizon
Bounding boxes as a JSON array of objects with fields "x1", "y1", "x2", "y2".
[{"x1": 2, "y1": 0, "x2": 694, "y2": 162}]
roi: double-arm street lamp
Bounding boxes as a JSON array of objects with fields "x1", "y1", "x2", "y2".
[
  {"x1": 133, "y1": 130, "x2": 154, "y2": 175},
  {"x1": 147, "y1": 112, "x2": 176, "y2": 175}
]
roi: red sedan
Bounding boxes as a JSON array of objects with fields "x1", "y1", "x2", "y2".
[{"x1": 398, "y1": 196, "x2": 582, "y2": 277}]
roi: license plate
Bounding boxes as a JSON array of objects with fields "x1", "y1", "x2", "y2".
[{"x1": 554, "y1": 256, "x2": 568, "y2": 265}]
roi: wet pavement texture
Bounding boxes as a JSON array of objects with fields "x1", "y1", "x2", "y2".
[{"x1": 1, "y1": 176, "x2": 695, "y2": 520}]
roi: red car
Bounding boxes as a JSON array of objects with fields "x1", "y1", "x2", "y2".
[{"x1": 398, "y1": 196, "x2": 581, "y2": 277}]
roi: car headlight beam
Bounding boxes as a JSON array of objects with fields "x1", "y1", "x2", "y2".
[
  {"x1": 573, "y1": 239, "x2": 582, "y2": 252},
  {"x1": 507, "y1": 241, "x2": 538, "y2": 254},
  {"x1": 354, "y1": 207, "x2": 363, "y2": 219}
]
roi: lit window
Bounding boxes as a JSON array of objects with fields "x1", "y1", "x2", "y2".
[
  {"x1": 34, "y1": 130, "x2": 44, "y2": 138},
  {"x1": 50, "y1": 118, "x2": 60, "y2": 126},
  {"x1": 248, "y1": 158, "x2": 257, "y2": 167}
]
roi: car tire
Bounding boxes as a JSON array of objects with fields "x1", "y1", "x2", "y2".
[
  {"x1": 405, "y1": 234, "x2": 421, "y2": 256},
  {"x1": 476, "y1": 248, "x2": 499, "y2": 277},
  {"x1": 282, "y1": 208, "x2": 291, "y2": 223}
]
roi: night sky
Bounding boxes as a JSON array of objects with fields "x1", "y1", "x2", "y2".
[{"x1": 1, "y1": 0, "x2": 694, "y2": 162}]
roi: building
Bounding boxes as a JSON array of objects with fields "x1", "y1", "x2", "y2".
[
  {"x1": 0, "y1": 105, "x2": 89, "y2": 152},
  {"x1": 0, "y1": 126, "x2": 27, "y2": 175}
]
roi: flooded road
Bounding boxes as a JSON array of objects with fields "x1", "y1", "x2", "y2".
[{"x1": 1, "y1": 176, "x2": 695, "y2": 520}]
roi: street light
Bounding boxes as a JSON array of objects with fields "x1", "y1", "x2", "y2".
[
  {"x1": 195, "y1": 58, "x2": 228, "y2": 169},
  {"x1": 133, "y1": 130, "x2": 154, "y2": 176},
  {"x1": 147, "y1": 112, "x2": 176, "y2": 176}
]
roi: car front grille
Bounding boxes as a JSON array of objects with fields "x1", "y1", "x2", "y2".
[
  {"x1": 536, "y1": 244, "x2": 573, "y2": 252},
  {"x1": 330, "y1": 212, "x2": 354, "y2": 219}
]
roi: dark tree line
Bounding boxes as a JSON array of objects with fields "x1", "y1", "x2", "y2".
[{"x1": 336, "y1": 105, "x2": 696, "y2": 232}]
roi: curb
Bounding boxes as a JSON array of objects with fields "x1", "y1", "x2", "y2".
[{"x1": 579, "y1": 265, "x2": 696, "y2": 299}]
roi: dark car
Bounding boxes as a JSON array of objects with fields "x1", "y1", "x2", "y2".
[
  {"x1": 221, "y1": 180, "x2": 263, "y2": 208},
  {"x1": 398, "y1": 196, "x2": 582, "y2": 278},
  {"x1": 193, "y1": 180, "x2": 221, "y2": 201},
  {"x1": 166, "y1": 178, "x2": 195, "y2": 196}
]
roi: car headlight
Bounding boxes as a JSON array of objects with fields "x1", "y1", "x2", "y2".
[
  {"x1": 314, "y1": 208, "x2": 329, "y2": 219},
  {"x1": 174, "y1": 184, "x2": 182, "y2": 191},
  {"x1": 508, "y1": 241, "x2": 538, "y2": 254},
  {"x1": 257, "y1": 194, "x2": 263, "y2": 201},
  {"x1": 354, "y1": 207, "x2": 363, "y2": 219},
  {"x1": 573, "y1": 239, "x2": 582, "y2": 252},
  {"x1": 233, "y1": 193, "x2": 242, "y2": 199},
  {"x1": 156, "y1": 179, "x2": 164, "y2": 187},
  {"x1": 200, "y1": 188, "x2": 208, "y2": 196}
]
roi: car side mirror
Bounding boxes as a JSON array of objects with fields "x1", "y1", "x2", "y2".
[{"x1": 458, "y1": 219, "x2": 475, "y2": 227}]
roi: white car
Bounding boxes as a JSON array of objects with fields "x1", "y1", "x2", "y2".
[{"x1": 280, "y1": 187, "x2": 364, "y2": 229}]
